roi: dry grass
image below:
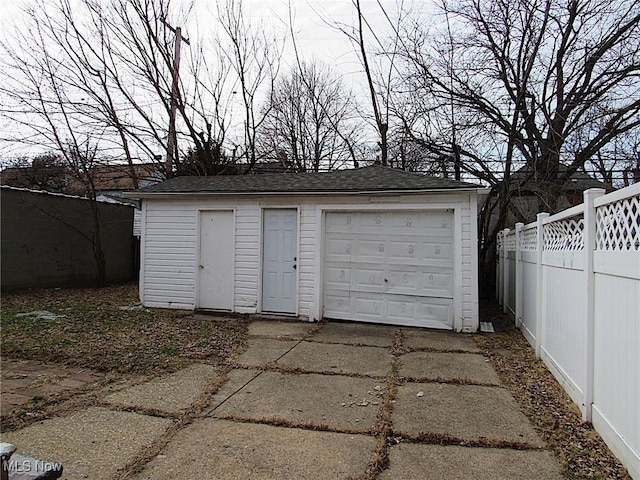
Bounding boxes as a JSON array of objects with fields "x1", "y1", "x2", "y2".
[
  {"x1": 476, "y1": 302, "x2": 631, "y2": 479},
  {"x1": 1, "y1": 283, "x2": 248, "y2": 375}
]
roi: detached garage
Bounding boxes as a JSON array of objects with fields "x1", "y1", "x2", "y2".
[{"x1": 128, "y1": 165, "x2": 484, "y2": 332}]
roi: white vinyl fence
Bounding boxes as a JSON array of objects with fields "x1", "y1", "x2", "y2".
[{"x1": 496, "y1": 184, "x2": 640, "y2": 479}]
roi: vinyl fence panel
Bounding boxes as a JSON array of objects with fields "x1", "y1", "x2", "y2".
[{"x1": 498, "y1": 184, "x2": 640, "y2": 479}]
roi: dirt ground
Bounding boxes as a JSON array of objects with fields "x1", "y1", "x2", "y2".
[{"x1": 476, "y1": 303, "x2": 631, "y2": 479}]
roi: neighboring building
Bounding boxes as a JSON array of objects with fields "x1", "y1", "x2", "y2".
[
  {"x1": 501, "y1": 165, "x2": 613, "y2": 224},
  {"x1": 127, "y1": 165, "x2": 486, "y2": 332},
  {"x1": 1, "y1": 187, "x2": 135, "y2": 290},
  {"x1": 0, "y1": 162, "x2": 163, "y2": 198}
]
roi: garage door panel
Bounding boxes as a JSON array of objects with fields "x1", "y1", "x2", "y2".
[
  {"x1": 323, "y1": 210, "x2": 455, "y2": 329},
  {"x1": 420, "y1": 270, "x2": 453, "y2": 296},
  {"x1": 421, "y1": 241, "x2": 453, "y2": 262},
  {"x1": 323, "y1": 291, "x2": 453, "y2": 330},
  {"x1": 387, "y1": 296, "x2": 453, "y2": 329},
  {"x1": 387, "y1": 268, "x2": 453, "y2": 298},
  {"x1": 358, "y1": 212, "x2": 387, "y2": 228},
  {"x1": 325, "y1": 213, "x2": 356, "y2": 233},
  {"x1": 325, "y1": 238, "x2": 353, "y2": 257},
  {"x1": 387, "y1": 298, "x2": 417, "y2": 323},
  {"x1": 355, "y1": 267, "x2": 385, "y2": 291},
  {"x1": 416, "y1": 299, "x2": 453, "y2": 329},
  {"x1": 324, "y1": 265, "x2": 351, "y2": 290},
  {"x1": 324, "y1": 289, "x2": 351, "y2": 314},
  {"x1": 354, "y1": 294, "x2": 385, "y2": 320}
]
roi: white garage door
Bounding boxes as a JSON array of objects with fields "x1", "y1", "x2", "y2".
[{"x1": 323, "y1": 210, "x2": 455, "y2": 329}]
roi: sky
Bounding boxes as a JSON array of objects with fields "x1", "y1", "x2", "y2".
[
  {"x1": 0, "y1": 0, "x2": 430, "y2": 159},
  {"x1": 0, "y1": 0, "x2": 418, "y2": 91}
]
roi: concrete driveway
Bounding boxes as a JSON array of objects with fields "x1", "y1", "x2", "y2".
[{"x1": 2, "y1": 319, "x2": 564, "y2": 479}]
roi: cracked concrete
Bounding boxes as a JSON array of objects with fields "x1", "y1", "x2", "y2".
[{"x1": 1, "y1": 319, "x2": 563, "y2": 480}]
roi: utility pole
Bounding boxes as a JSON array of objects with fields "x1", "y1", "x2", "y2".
[{"x1": 162, "y1": 18, "x2": 190, "y2": 178}]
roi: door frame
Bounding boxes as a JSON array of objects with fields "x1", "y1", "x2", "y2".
[
  {"x1": 195, "y1": 208, "x2": 236, "y2": 310},
  {"x1": 259, "y1": 206, "x2": 300, "y2": 315}
]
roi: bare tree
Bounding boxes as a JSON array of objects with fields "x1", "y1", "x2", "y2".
[
  {"x1": 216, "y1": 0, "x2": 282, "y2": 173},
  {"x1": 1, "y1": 153, "x2": 67, "y2": 192},
  {"x1": 402, "y1": 0, "x2": 640, "y2": 203},
  {"x1": 323, "y1": 0, "x2": 409, "y2": 166},
  {"x1": 0, "y1": 32, "x2": 109, "y2": 283},
  {"x1": 583, "y1": 132, "x2": 640, "y2": 187},
  {"x1": 259, "y1": 61, "x2": 361, "y2": 172},
  {"x1": 0, "y1": 0, "x2": 242, "y2": 180},
  {"x1": 397, "y1": 0, "x2": 640, "y2": 292}
]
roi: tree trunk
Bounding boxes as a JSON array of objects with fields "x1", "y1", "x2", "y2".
[{"x1": 89, "y1": 201, "x2": 107, "y2": 286}]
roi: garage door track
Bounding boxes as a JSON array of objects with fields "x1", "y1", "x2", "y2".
[{"x1": 2, "y1": 320, "x2": 565, "y2": 479}]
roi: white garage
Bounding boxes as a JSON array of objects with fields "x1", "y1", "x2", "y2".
[{"x1": 128, "y1": 165, "x2": 485, "y2": 332}]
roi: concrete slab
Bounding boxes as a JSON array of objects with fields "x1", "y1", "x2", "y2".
[
  {"x1": 277, "y1": 341, "x2": 392, "y2": 377},
  {"x1": 1, "y1": 407, "x2": 171, "y2": 480},
  {"x1": 398, "y1": 351, "x2": 500, "y2": 385},
  {"x1": 103, "y1": 363, "x2": 218, "y2": 414},
  {"x1": 383, "y1": 443, "x2": 564, "y2": 479},
  {"x1": 401, "y1": 329, "x2": 480, "y2": 353},
  {"x1": 310, "y1": 322, "x2": 398, "y2": 347},
  {"x1": 205, "y1": 369, "x2": 263, "y2": 413},
  {"x1": 248, "y1": 320, "x2": 315, "y2": 339},
  {"x1": 234, "y1": 338, "x2": 298, "y2": 367},
  {"x1": 132, "y1": 418, "x2": 376, "y2": 480},
  {"x1": 211, "y1": 371, "x2": 385, "y2": 432},
  {"x1": 393, "y1": 383, "x2": 544, "y2": 446}
]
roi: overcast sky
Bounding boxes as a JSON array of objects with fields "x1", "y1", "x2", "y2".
[
  {"x1": 0, "y1": 0, "x2": 416, "y2": 85},
  {"x1": 0, "y1": 0, "x2": 430, "y2": 159}
]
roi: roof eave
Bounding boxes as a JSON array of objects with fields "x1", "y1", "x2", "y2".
[{"x1": 124, "y1": 187, "x2": 486, "y2": 199}]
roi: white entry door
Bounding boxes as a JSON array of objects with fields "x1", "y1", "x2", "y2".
[
  {"x1": 262, "y1": 209, "x2": 297, "y2": 314},
  {"x1": 199, "y1": 210, "x2": 234, "y2": 310},
  {"x1": 323, "y1": 210, "x2": 455, "y2": 329}
]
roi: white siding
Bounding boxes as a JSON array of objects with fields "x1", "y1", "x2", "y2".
[
  {"x1": 234, "y1": 204, "x2": 260, "y2": 313},
  {"x1": 460, "y1": 199, "x2": 476, "y2": 329},
  {"x1": 140, "y1": 191, "x2": 479, "y2": 331},
  {"x1": 143, "y1": 200, "x2": 197, "y2": 308},
  {"x1": 133, "y1": 208, "x2": 142, "y2": 237},
  {"x1": 299, "y1": 204, "x2": 318, "y2": 320}
]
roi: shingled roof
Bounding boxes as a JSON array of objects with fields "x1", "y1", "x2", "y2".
[{"x1": 129, "y1": 165, "x2": 480, "y2": 197}]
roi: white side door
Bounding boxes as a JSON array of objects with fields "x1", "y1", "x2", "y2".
[
  {"x1": 198, "y1": 210, "x2": 234, "y2": 310},
  {"x1": 262, "y1": 209, "x2": 298, "y2": 314}
]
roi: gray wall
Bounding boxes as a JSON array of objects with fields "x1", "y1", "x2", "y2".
[{"x1": 1, "y1": 187, "x2": 134, "y2": 290}]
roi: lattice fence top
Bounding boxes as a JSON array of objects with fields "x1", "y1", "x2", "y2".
[
  {"x1": 519, "y1": 226, "x2": 538, "y2": 251},
  {"x1": 596, "y1": 194, "x2": 640, "y2": 251},
  {"x1": 544, "y1": 216, "x2": 584, "y2": 251},
  {"x1": 504, "y1": 232, "x2": 517, "y2": 251}
]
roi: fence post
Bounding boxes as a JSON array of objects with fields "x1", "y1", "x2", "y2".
[
  {"x1": 583, "y1": 188, "x2": 606, "y2": 422},
  {"x1": 502, "y1": 228, "x2": 510, "y2": 314},
  {"x1": 496, "y1": 231, "x2": 502, "y2": 303},
  {"x1": 515, "y1": 223, "x2": 524, "y2": 328},
  {"x1": 535, "y1": 213, "x2": 548, "y2": 358}
]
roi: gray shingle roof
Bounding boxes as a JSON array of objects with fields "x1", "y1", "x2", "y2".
[{"x1": 133, "y1": 165, "x2": 480, "y2": 195}]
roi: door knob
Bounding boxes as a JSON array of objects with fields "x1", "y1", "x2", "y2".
[{"x1": 293, "y1": 264, "x2": 297, "y2": 269}]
